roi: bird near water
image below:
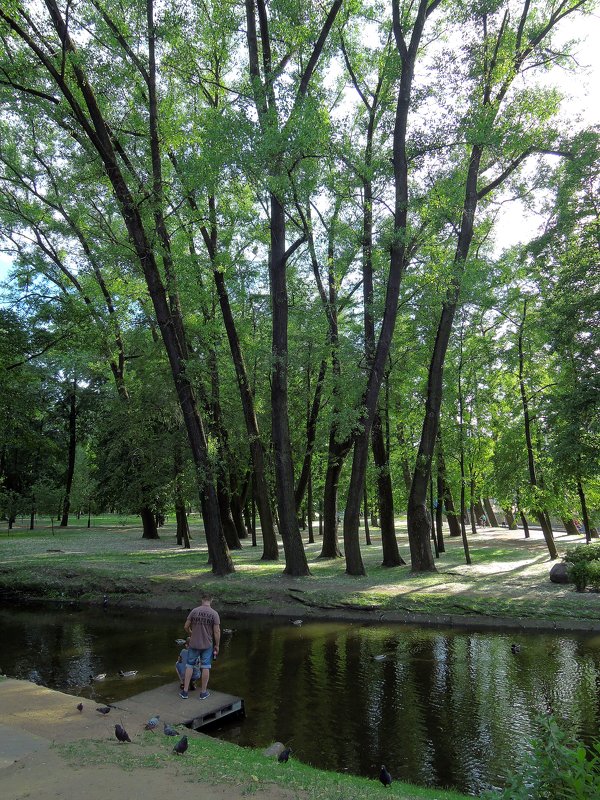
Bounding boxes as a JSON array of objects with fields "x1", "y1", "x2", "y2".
[
  {"x1": 96, "y1": 706, "x2": 111, "y2": 715},
  {"x1": 175, "y1": 638, "x2": 187, "y2": 645},
  {"x1": 91, "y1": 673, "x2": 107, "y2": 682},
  {"x1": 278, "y1": 747, "x2": 292, "y2": 763},
  {"x1": 291, "y1": 619, "x2": 303, "y2": 626},
  {"x1": 144, "y1": 715, "x2": 160, "y2": 730},
  {"x1": 115, "y1": 724, "x2": 131, "y2": 743},
  {"x1": 173, "y1": 735, "x2": 188, "y2": 755},
  {"x1": 119, "y1": 669, "x2": 138, "y2": 677},
  {"x1": 379, "y1": 765, "x2": 392, "y2": 788},
  {"x1": 511, "y1": 643, "x2": 521, "y2": 654}
]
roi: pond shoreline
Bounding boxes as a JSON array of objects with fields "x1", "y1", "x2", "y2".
[{"x1": 3, "y1": 586, "x2": 600, "y2": 633}]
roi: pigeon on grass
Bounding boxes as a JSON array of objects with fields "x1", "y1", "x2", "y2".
[
  {"x1": 115, "y1": 724, "x2": 131, "y2": 743},
  {"x1": 278, "y1": 747, "x2": 292, "y2": 763},
  {"x1": 379, "y1": 765, "x2": 392, "y2": 788},
  {"x1": 173, "y1": 735, "x2": 188, "y2": 755}
]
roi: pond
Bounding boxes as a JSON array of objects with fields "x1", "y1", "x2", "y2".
[{"x1": 2, "y1": 600, "x2": 600, "y2": 795}]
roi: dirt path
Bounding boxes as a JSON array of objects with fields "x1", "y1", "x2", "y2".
[{"x1": 0, "y1": 679, "x2": 294, "y2": 800}]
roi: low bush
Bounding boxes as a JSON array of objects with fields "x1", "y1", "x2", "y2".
[
  {"x1": 564, "y1": 543, "x2": 600, "y2": 565},
  {"x1": 487, "y1": 714, "x2": 600, "y2": 799}
]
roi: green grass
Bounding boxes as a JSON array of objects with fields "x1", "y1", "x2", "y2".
[
  {"x1": 57, "y1": 733, "x2": 470, "y2": 800},
  {"x1": 2, "y1": 515, "x2": 599, "y2": 625}
]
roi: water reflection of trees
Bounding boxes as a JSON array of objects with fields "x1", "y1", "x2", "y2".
[{"x1": 2, "y1": 607, "x2": 600, "y2": 794}]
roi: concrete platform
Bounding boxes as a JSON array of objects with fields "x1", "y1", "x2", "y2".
[{"x1": 118, "y1": 682, "x2": 244, "y2": 730}]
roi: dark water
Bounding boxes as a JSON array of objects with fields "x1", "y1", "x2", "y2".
[{"x1": 2, "y1": 601, "x2": 600, "y2": 795}]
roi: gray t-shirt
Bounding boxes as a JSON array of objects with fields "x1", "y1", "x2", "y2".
[{"x1": 186, "y1": 605, "x2": 220, "y2": 649}]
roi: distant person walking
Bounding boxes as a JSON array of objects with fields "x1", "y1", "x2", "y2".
[{"x1": 180, "y1": 593, "x2": 220, "y2": 700}]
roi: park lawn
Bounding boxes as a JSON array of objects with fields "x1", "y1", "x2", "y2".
[{"x1": 1, "y1": 515, "x2": 599, "y2": 626}]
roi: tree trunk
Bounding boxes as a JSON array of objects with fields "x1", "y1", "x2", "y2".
[
  {"x1": 504, "y1": 507, "x2": 518, "y2": 530},
  {"x1": 295, "y1": 358, "x2": 327, "y2": 511},
  {"x1": 363, "y1": 481, "x2": 372, "y2": 546},
  {"x1": 231, "y1": 491, "x2": 249, "y2": 543},
  {"x1": 437, "y1": 441, "x2": 461, "y2": 537},
  {"x1": 269, "y1": 194, "x2": 309, "y2": 575},
  {"x1": 373, "y1": 413, "x2": 405, "y2": 565},
  {"x1": 217, "y1": 479, "x2": 242, "y2": 550},
  {"x1": 435, "y1": 471, "x2": 445, "y2": 553},
  {"x1": 176, "y1": 505, "x2": 191, "y2": 549},
  {"x1": 141, "y1": 505, "x2": 159, "y2": 540},
  {"x1": 26, "y1": 0, "x2": 233, "y2": 574},
  {"x1": 60, "y1": 379, "x2": 77, "y2": 527},
  {"x1": 320, "y1": 441, "x2": 345, "y2": 558},
  {"x1": 562, "y1": 517, "x2": 579, "y2": 536},
  {"x1": 519, "y1": 509, "x2": 530, "y2": 539},
  {"x1": 307, "y1": 467, "x2": 314, "y2": 544},
  {"x1": 518, "y1": 300, "x2": 557, "y2": 560},
  {"x1": 343, "y1": 1, "x2": 437, "y2": 575},
  {"x1": 576, "y1": 479, "x2": 592, "y2": 544},
  {"x1": 483, "y1": 498, "x2": 499, "y2": 527},
  {"x1": 474, "y1": 500, "x2": 486, "y2": 524},
  {"x1": 210, "y1": 260, "x2": 278, "y2": 560},
  {"x1": 468, "y1": 472, "x2": 478, "y2": 534},
  {"x1": 397, "y1": 426, "x2": 413, "y2": 493}
]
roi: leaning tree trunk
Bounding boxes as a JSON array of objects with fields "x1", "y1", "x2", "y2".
[
  {"x1": 519, "y1": 508, "x2": 531, "y2": 539},
  {"x1": 13, "y1": 0, "x2": 233, "y2": 574},
  {"x1": 562, "y1": 517, "x2": 579, "y2": 536},
  {"x1": 483, "y1": 498, "x2": 499, "y2": 527},
  {"x1": 576, "y1": 479, "x2": 592, "y2": 543},
  {"x1": 474, "y1": 500, "x2": 486, "y2": 524}
]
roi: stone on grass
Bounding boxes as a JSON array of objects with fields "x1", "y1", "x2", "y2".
[{"x1": 550, "y1": 563, "x2": 571, "y2": 584}]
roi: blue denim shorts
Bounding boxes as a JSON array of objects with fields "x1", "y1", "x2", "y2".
[
  {"x1": 187, "y1": 646, "x2": 213, "y2": 670},
  {"x1": 176, "y1": 661, "x2": 200, "y2": 680}
]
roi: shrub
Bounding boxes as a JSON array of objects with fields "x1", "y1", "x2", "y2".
[
  {"x1": 564, "y1": 543, "x2": 600, "y2": 565},
  {"x1": 486, "y1": 714, "x2": 600, "y2": 799},
  {"x1": 587, "y1": 561, "x2": 600, "y2": 591},
  {"x1": 569, "y1": 561, "x2": 591, "y2": 592}
]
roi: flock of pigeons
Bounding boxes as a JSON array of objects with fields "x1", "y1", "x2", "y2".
[{"x1": 78, "y1": 702, "x2": 189, "y2": 755}]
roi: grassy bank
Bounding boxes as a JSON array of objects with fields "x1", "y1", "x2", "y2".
[
  {"x1": 1, "y1": 515, "x2": 599, "y2": 626},
  {"x1": 58, "y1": 729, "x2": 471, "y2": 800}
]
